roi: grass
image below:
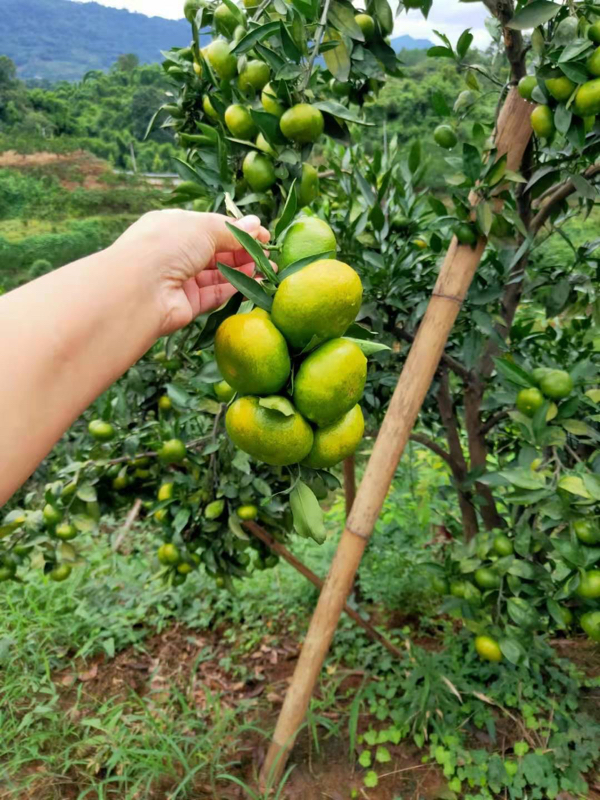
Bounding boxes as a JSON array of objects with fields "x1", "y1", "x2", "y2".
[{"x1": 0, "y1": 461, "x2": 443, "y2": 799}]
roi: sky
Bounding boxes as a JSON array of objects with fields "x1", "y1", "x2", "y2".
[{"x1": 71, "y1": 0, "x2": 492, "y2": 47}]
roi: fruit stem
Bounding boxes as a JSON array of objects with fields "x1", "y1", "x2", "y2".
[{"x1": 302, "y1": 0, "x2": 333, "y2": 91}]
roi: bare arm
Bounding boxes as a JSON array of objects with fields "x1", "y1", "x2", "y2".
[{"x1": 0, "y1": 211, "x2": 268, "y2": 505}]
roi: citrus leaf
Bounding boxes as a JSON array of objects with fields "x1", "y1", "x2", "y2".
[
  {"x1": 195, "y1": 293, "x2": 243, "y2": 348},
  {"x1": 258, "y1": 397, "x2": 295, "y2": 416},
  {"x1": 499, "y1": 637, "x2": 527, "y2": 665},
  {"x1": 558, "y1": 38, "x2": 593, "y2": 63},
  {"x1": 373, "y1": 0, "x2": 393, "y2": 35},
  {"x1": 328, "y1": 0, "x2": 365, "y2": 40},
  {"x1": 290, "y1": 481, "x2": 326, "y2": 544},
  {"x1": 506, "y1": 0, "x2": 561, "y2": 30},
  {"x1": 456, "y1": 28, "x2": 473, "y2": 59},
  {"x1": 76, "y1": 483, "x2": 97, "y2": 503},
  {"x1": 563, "y1": 419, "x2": 595, "y2": 437},
  {"x1": 279, "y1": 21, "x2": 302, "y2": 62},
  {"x1": 275, "y1": 179, "x2": 298, "y2": 240},
  {"x1": 312, "y1": 99, "x2": 374, "y2": 126},
  {"x1": 224, "y1": 221, "x2": 278, "y2": 285},
  {"x1": 343, "y1": 337, "x2": 391, "y2": 355},
  {"x1": 278, "y1": 250, "x2": 336, "y2": 280},
  {"x1": 558, "y1": 475, "x2": 592, "y2": 498},
  {"x1": 345, "y1": 322, "x2": 377, "y2": 340},
  {"x1": 323, "y1": 32, "x2": 351, "y2": 82},
  {"x1": 231, "y1": 21, "x2": 280, "y2": 55},
  {"x1": 216, "y1": 262, "x2": 273, "y2": 311},
  {"x1": 428, "y1": 46, "x2": 455, "y2": 58},
  {"x1": 493, "y1": 358, "x2": 536, "y2": 388}
]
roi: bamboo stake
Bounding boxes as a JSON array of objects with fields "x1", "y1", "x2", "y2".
[
  {"x1": 260, "y1": 88, "x2": 533, "y2": 786},
  {"x1": 243, "y1": 520, "x2": 404, "y2": 659},
  {"x1": 342, "y1": 456, "x2": 356, "y2": 517}
]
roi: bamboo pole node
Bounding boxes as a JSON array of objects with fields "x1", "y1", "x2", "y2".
[
  {"x1": 431, "y1": 291, "x2": 464, "y2": 305},
  {"x1": 346, "y1": 524, "x2": 370, "y2": 541}
]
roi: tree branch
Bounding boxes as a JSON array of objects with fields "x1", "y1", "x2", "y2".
[
  {"x1": 409, "y1": 434, "x2": 454, "y2": 467},
  {"x1": 396, "y1": 327, "x2": 471, "y2": 382},
  {"x1": 480, "y1": 409, "x2": 509, "y2": 436},
  {"x1": 530, "y1": 164, "x2": 600, "y2": 235},
  {"x1": 243, "y1": 521, "x2": 404, "y2": 660}
]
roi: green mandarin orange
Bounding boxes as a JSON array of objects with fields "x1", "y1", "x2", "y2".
[
  {"x1": 272, "y1": 259, "x2": 362, "y2": 350},
  {"x1": 224, "y1": 104, "x2": 257, "y2": 139},
  {"x1": 226, "y1": 396, "x2": 313, "y2": 466},
  {"x1": 279, "y1": 216, "x2": 337, "y2": 269},
  {"x1": 242, "y1": 151, "x2": 276, "y2": 191},
  {"x1": 293, "y1": 338, "x2": 367, "y2": 427},
  {"x1": 303, "y1": 405, "x2": 364, "y2": 469},
  {"x1": 280, "y1": 103, "x2": 324, "y2": 144},
  {"x1": 215, "y1": 308, "x2": 290, "y2": 395}
]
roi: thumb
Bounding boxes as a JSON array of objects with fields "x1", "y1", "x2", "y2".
[{"x1": 205, "y1": 213, "x2": 263, "y2": 253}]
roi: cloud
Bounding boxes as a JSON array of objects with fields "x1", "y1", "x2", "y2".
[
  {"x1": 71, "y1": 0, "x2": 492, "y2": 47},
  {"x1": 393, "y1": 1, "x2": 491, "y2": 48}
]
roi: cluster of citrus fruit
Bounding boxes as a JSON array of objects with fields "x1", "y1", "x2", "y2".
[
  {"x1": 213, "y1": 217, "x2": 366, "y2": 469},
  {"x1": 519, "y1": 17, "x2": 600, "y2": 140},
  {"x1": 515, "y1": 367, "x2": 573, "y2": 418},
  {"x1": 441, "y1": 521, "x2": 600, "y2": 660}
]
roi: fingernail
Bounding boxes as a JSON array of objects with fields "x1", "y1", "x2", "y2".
[{"x1": 236, "y1": 215, "x2": 261, "y2": 232}]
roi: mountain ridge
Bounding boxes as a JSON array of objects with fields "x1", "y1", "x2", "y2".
[{"x1": 1, "y1": 0, "x2": 432, "y2": 81}]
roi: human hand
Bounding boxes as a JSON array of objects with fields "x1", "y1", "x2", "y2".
[{"x1": 111, "y1": 210, "x2": 270, "y2": 336}]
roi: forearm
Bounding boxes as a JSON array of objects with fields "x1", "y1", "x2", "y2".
[{"x1": 0, "y1": 245, "x2": 161, "y2": 505}]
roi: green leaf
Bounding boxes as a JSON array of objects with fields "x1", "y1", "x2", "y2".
[
  {"x1": 343, "y1": 337, "x2": 391, "y2": 355},
  {"x1": 364, "y1": 771, "x2": 379, "y2": 788},
  {"x1": 507, "y1": 597, "x2": 539, "y2": 628},
  {"x1": 572, "y1": 173, "x2": 598, "y2": 199},
  {"x1": 290, "y1": 481, "x2": 326, "y2": 544},
  {"x1": 275, "y1": 182, "x2": 298, "y2": 242},
  {"x1": 278, "y1": 250, "x2": 336, "y2": 281},
  {"x1": 563, "y1": 419, "x2": 595, "y2": 437},
  {"x1": 279, "y1": 21, "x2": 302, "y2": 62},
  {"x1": 173, "y1": 508, "x2": 191, "y2": 536},
  {"x1": 560, "y1": 61, "x2": 589, "y2": 83},
  {"x1": 328, "y1": 1, "x2": 365, "y2": 40},
  {"x1": 231, "y1": 21, "x2": 281, "y2": 55},
  {"x1": 499, "y1": 637, "x2": 527, "y2": 665},
  {"x1": 428, "y1": 46, "x2": 455, "y2": 58},
  {"x1": 408, "y1": 140, "x2": 421, "y2": 174},
  {"x1": 216, "y1": 262, "x2": 273, "y2": 311},
  {"x1": 358, "y1": 749, "x2": 372, "y2": 768},
  {"x1": 508, "y1": 559, "x2": 536, "y2": 579},
  {"x1": 258, "y1": 397, "x2": 295, "y2": 416},
  {"x1": 373, "y1": 0, "x2": 393, "y2": 35},
  {"x1": 493, "y1": 358, "x2": 535, "y2": 388},
  {"x1": 76, "y1": 483, "x2": 97, "y2": 503},
  {"x1": 323, "y1": 33, "x2": 351, "y2": 82},
  {"x1": 312, "y1": 99, "x2": 374, "y2": 126},
  {"x1": 165, "y1": 383, "x2": 193, "y2": 407},
  {"x1": 506, "y1": 1, "x2": 561, "y2": 30},
  {"x1": 224, "y1": 221, "x2": 278, "y2": 285},
  {"x1": 345, "y1": 322, "x2": 377, "y2": 340},
  {"x1": 554, "y1": 104, "x2": 572, "y2": 135},
  {"x1": 462, "y1": 143, "x2": 482, "y2": 184},
  {"x1": 558, "y1": 38, "x2": 593, "y2": 63},
  {"x1": 499, "y1": 467, "x2": 546, "y2": 490},
  {"x1": 476, "y1": 201, "x2": 493, "y2": 236},
  {"x1": 195, "y1": 293, "x2": 243, "y2": 348},
  {"x1": 485, "y1": 153, "x2": 507, "y2": 187},
  {"x1": 456, "y1": 29, "x2": 473, "y2": 59},
  {"x1": 72, "y1": 514, "x2": 97, "y2": 533},
  {"x1": 558, "y1": 475, "x2": 592, "y2": 498},
  {"x1": 375, "y1": 746, "x2": 391, "y2": 763}
]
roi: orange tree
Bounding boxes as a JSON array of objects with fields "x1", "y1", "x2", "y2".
[
  {"x1": 313, "y1": 0, "x2": 600, "y2": 660},
  {"x1": 0, "y1": 0, "x2": 403, "y2": 588}
]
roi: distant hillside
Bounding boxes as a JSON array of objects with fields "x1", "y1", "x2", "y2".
[
  {"x1": 1, "y1": 0, "x2": 431, "y2": 81},
  {"x1": 2, "y1": 0, "x2": 192, "y2": 80},
  {"x1": 391, "y1": 34, "x2": 432, "y2": 50}
]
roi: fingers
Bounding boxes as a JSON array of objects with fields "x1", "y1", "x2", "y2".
[
  {"x1": 197, "y1": 282, "x2": 239, "y2": 314},
  {"x1": 196, "y1": 261, "x2": 255, "y2": 288},
  {"x1": 204, "y1": 214, "x2": 270, "y2": 259}
]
